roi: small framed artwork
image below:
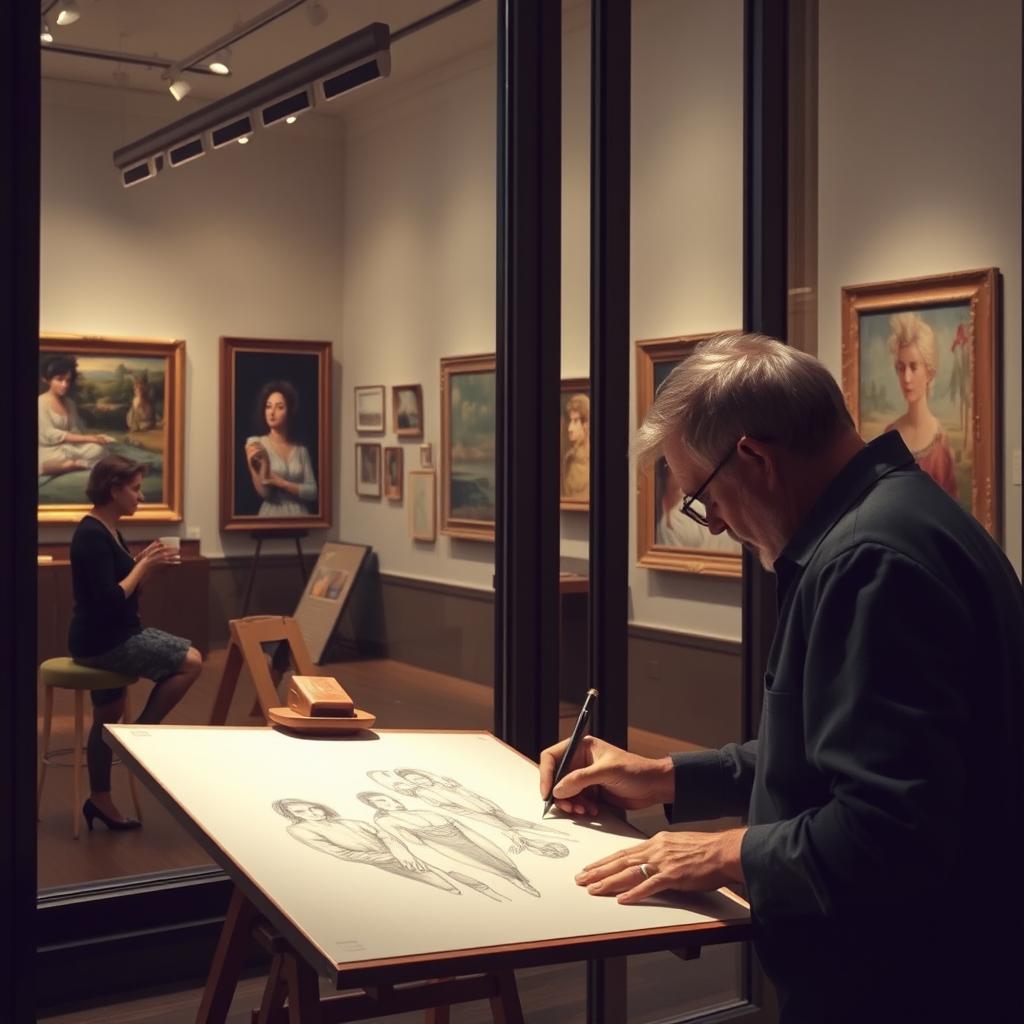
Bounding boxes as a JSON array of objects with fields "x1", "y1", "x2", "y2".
[
  {"x1": 39, "y1": 334, "x2": 186, "y2": 523},
  {"x1": 440, "y1": 353, "x2": 496, "y2": 541},
  {"x1": 292, "y1": 541, "x2": 370, "y2": 662},
  {"x1": 392, "y1": 384, "x2": 424, "y2": 438},
  {"x1": 384, "y1": 446, "x2": 403, "y2": 501},
  {"x1": 841, "y1": 268, "x2": 1000, "y2": 538},
  {"x1": 355, "y1": 442, "x2": 382, "y2": 497},
  {"x1": 419, "y1": 442, "x2": 433, "y2": 468},
  {"x1": 354, "y1": 385, "x2": 385, "y2": 433},
  {"x1": 409, "y1": 470, "x2": 437, "y2": 541},
  {"x1": 636, "y1": 333, "x2": 742, "y2": 577},
  {"x1": 560, "y1": 378, "x2": 590, "y2": 511},
  {"x1": 219, "y1": 337, "x2": 332, "y2": 532}
]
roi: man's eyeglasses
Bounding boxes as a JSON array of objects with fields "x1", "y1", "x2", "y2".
[{"x1": 678, "y1": 444, "x2": 737, "y2": 527}]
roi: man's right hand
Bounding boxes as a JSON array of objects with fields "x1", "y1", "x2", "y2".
[{"x1": 538, "y1": 736, "x2": 676, "y2": 817}]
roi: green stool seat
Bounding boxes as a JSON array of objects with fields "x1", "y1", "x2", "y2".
[
  {"x1": 40, "y1": 657, "x2": 135, "y2": 691},
  {"x1": 37, "y1": 657, "x2": 142, "y2": 838}
]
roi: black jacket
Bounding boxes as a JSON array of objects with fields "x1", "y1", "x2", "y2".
[{"x1": 669, "y1": 432, "x2": 1023, "y2": 1021}]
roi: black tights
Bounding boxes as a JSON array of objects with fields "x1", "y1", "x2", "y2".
[{"x1": 87, "y1": 684, "x2": 168, "y2": 792}]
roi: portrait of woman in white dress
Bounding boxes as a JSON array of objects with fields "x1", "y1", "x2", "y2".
[
  {"x1": 243, "y1": 379, "x2": 318, "y2": 517},
  {"x1": 38, "y1": 355, "x2": 112, "y2": 478}
]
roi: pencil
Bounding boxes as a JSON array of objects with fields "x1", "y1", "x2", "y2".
[{"x1": 542, "y1": 688, "x2": 599, "y2": 817}]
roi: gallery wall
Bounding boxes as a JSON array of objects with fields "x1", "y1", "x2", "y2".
[
  {"x1": 38, "y1": 0, "x2": 1021, "y2": 649},
  {"x1": 38, "y1": 77, "x2": 347, "y2": 560},
  {"x1": 334, "y1": 0, "x2": 747, "y2": 637},
  {"x1": 818, "y1": 0, "x2": 1023, "y2": 575}
]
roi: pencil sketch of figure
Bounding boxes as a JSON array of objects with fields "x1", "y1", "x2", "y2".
[
  {"x1": 368, "y1": 768, "x2": 571, "y2": 858},
  {"x1": 357, "y1": 792, "x2": 542, "y2": 898},
  {"x1": 271, "y1": 799, "x2": 508, "y2": 901}
]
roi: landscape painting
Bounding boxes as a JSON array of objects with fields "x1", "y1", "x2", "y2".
[
  {"x1": 440, "y1": 354, "x2": 495, "y2": 541},
  {"x1": 38, "y1": 334, "x2": 184, "y2": 523}
]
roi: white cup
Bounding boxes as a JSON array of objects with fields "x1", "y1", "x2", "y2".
[{"x1": 159, "y1": 536, "x2": 182, "y2": 562}]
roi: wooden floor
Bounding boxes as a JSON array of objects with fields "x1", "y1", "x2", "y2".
[{"x1": 38, "y1": 647, "x2": 703, "y2": 890}]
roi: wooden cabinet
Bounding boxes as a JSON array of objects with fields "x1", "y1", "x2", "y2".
[{"x1": 37, "y1": 540, "x2": 210, "y2": 662}]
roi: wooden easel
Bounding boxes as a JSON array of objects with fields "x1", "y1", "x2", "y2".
[
  {"x1": 209, "y1": 615, "x2": 318, "y2": 725},
  {"x1": 198, "y1": 888, "x2": 524, "y2": 1024},
  {"x1": 241, "y1": 530, "x2": 308, "y2": 617}
]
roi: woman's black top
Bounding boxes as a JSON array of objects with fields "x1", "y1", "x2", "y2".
[{"x1": 68, "y1": 515, "x2": 141, "y2": 658}]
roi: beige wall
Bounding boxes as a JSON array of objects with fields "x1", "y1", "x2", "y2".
[
  {"x1": 39, "y1": 78, "x2": 347, "y2": 560},
  {"x1": 336, "y1": 46, "x2": 498, "y2": 592},
  {"x1": 819, "y1": 0, "x2": 1022, "y2": 575},
  {"x1": 38, "y1": 0, "x2": 1020, "y2": 638},
  {"x1": 627, "y1": 0, "x2": 745, "y2": 638}
]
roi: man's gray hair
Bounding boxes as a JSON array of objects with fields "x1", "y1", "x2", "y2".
[{"x1": 632, "y1": 332, "x2": 854, "y2": 466}]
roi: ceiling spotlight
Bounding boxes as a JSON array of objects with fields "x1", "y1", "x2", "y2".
[
  {"x1": 164, "y1": 73, "x2": 191, "y2": 102},
  {"x1": 41, "y1": 20, "x2": 53, "y2": 44},
  {"x1": 55, "y1": 2, "x2": 81, "y2": 27},
  {"x1": 285, "y1": 116, "x2": 297, "y2": 124},
  {"x1": 306, "y1": 2, "x2": 327, "y2": 28},
  {"x1": 237, "y1": 136, "x2": 250, "y2": 145},
  {"x1": 208, "y1": 48, "x2": 231, "y2": 75}
]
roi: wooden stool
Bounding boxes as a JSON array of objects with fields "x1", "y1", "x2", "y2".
[{"x1": 38, "y1": 657, "x2": 144, "y2": 839}]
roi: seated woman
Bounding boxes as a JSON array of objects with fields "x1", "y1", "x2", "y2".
[{"x1": 69, "y1": 455, "x2": 203, "y2": 831}]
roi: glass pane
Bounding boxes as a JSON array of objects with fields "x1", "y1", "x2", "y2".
[
  {"x1": 38, "y1": 0, "x2": 497, "y2": 894},
  {"x1": 624, "y1": 0, "x2": 747, "y2": 1018}
]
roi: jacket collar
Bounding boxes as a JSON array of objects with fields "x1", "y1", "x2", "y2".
[{"x1": 774, "y1": 430, "x2": 917, "y2": 582}]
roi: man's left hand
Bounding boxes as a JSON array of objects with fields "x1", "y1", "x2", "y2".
[{"x1": 575, "y1": 828, "x2": 747, "y2": 904}]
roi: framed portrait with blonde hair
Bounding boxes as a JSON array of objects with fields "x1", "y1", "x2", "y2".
[{"x1": 841, "y1": 268, "x2": 1000, "y2": 540}]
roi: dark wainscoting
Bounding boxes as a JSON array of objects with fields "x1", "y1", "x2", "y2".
[
  {"x1": 207, "y1": 559, "x2": 740, "y2": 748},
  {"x1": 627, "y1": 625, "x2": 742, "y2": 750}
]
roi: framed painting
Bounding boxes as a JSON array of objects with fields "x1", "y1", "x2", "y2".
[
  {"x1": 38, "y1": 334, "x2": 185, "y2": 523},
  {"x1": 419, "y1": 442, "x2": 433, "y2": 469},
  {"x1": 635, "y1": 334, "x2": 742, "y2": 577},
  {"x1": 440, "y1": 354, "x2": 495, "y2": 541},
  {"x1": 384, "y1": 446, "x2": 403, "y2": 501},
  {"x1": 560, "y1": 378, "x2": 590, "y2": 511},
  {"x1": 409, "y1": 470, "x2": 437, "y2": 542},
  {"x1": 841, "y1": 268, "x2": 1000, "y2": 539},
  {"x1": 392, "y1": 384, "x2": 424, "y2": 438},
  {"x1": 355, "y1": 443, "x2": 382, "y2": 498},
  {"x1": 354, "y1": 385, "x2": 385, "y2": 434},
  {"x1": 219, "y1": 337, "x2": 332, "y2": 532}
]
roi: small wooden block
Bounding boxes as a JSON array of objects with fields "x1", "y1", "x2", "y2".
[{"x1": 288, "y1": 675, "x2": 354, "y2": 717}]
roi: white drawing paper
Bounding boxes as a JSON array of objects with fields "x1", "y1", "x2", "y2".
[{"x1": 107, "y1": 727, "x2": 747, "y2": 970}]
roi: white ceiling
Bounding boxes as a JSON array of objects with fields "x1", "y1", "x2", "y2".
[{"x1": 41, "y1": 0, "x2": 498, "y2": 113}]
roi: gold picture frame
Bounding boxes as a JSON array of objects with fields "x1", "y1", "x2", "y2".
[
  {"x1": 384, "y1": 446, "x2": 403, "y2": 501},
  {"x1": 392, "y1": 384, "x2": 424, "y2": 438},
  {"x1": 354, "y1": 385, "x2": 386, "y2": 434},
  {"x1": 440, "y1": 353, "x2": 495, "y2": 541},
  {"x1": 219, "y1": 337, "x2": 333, "y2": 532},
  {"x1": 38, "y1": 333, "x2": 185, "y2": 523},
  {"x1": 635, "y1": 333, "x2": 742, "y2": 577},
  {"x1": 355, "y1": 443, "x2": 382, "y2": 498},
  {"x1": 409, "y1": 470, "x2": 437, "y2": 541},
  {"x1": 560, "y1": 378, "x2": 590, "y2": 511},
  {"x1": 841, "y1": 268, "x2": 1000, "y2": 539}
]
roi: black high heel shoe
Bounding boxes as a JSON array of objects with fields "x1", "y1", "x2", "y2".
[{"x1": 82, "y1": 799, "x2": 141, "y2": 832}]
